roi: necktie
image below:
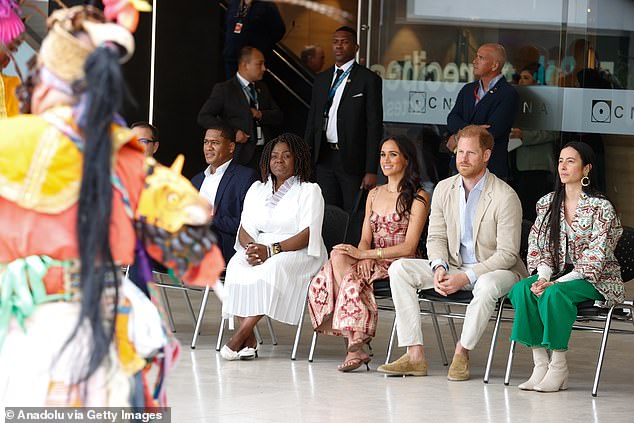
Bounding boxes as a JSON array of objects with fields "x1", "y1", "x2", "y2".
[
  {"x1": 248, "y1": 83, "x2": 257, "y2": 108},
  {"x1": 326, "y1": 68, "x2": 345, "y2": 113},
  {"x1": 331, "y1": 68, "x2": 344, "y2": 92}
]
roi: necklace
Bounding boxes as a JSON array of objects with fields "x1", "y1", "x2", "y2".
[{"x1": 385, "y1": 185, "x2": 398, "y2": 193}]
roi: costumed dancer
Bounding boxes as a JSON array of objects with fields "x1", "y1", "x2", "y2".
[{"x1": 0, "y1": 4, "x2": 223, "y2": 407}]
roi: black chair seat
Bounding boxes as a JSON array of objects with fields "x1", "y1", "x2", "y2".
[
  {"x1": 419, "y1": 288, "x2": 474, "y2": 303},
  {"x1": 576, "y1": 300, "x2": 629, "y2": 318},
  {"x1": 373, "y1": 278, "x2": 392, "y2": 297}
]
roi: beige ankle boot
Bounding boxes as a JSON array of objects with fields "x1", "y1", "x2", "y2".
[
  {"x1": 518, "y1": 348, "x2": 549, "y2": 390},
  {"x1": 534, "y1": 350, "x2": 569, "y2": 392}
]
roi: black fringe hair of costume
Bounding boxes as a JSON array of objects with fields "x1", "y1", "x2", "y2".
[{"x1": 63, "y1": 45, "x2": 125, "y2": 385}]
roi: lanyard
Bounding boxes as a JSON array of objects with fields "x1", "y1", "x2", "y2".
[{"x1": 328, "y1": 66, "x2": 352, "y2": 100}]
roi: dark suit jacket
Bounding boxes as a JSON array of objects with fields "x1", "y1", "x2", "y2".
[
  {"x1": 197, "y1": 76, "x2": 283, "y2": 165},
  {"x1": 446, "y1": 76, "x2": 519, "y2": 177},
  {"x1": 304, "y1": 63, "x2": 383, "y2": 176},
  {"x1": 192, "y1": 160, "x2": 259, "y2": 262}
]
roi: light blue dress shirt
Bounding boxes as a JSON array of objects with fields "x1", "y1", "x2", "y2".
[
  {"x1": 430, "y1": 171, "x2": 488, "y2": 285},
  {"x1": 475, "y1": 74, "x2": 503, "y2": 105}
]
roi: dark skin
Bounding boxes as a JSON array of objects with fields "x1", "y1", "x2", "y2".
[{"x1": 226, "y1": 142, "x2": 311, "y2": 352}]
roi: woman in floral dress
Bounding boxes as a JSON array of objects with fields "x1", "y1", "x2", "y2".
[{"x1": 308, "y1": 136, "x2": 429, "y2": 371}]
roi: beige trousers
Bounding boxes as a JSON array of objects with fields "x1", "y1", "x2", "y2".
[{"x1": 388, "y1": 258, "x2": 519, "y2": 350}]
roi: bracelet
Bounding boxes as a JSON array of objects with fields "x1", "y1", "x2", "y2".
[
  {"x1": 377, "y1": 247, "x2": 383, "y2": 260},
  {"x1": 271, "y1": 242, "x2": 283, "y2": 255}
]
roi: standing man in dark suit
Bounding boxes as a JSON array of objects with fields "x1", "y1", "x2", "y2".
[
  {"x1": 192, "y1": 123, "x2": 259, "y2": 262},
  {"x1": 198, "y1": 47, "x2": 283, "y2": 170},
  {"x1": 304, "y1": 26, "x2": 383, "y2": 213},
  {"x1": 446, "y1": 43, "x2": 519, "y2": 179}
]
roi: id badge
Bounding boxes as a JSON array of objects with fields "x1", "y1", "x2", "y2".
[
  {"x1": 234, "y1": 22, "x2": 243, "y2": 34},
  {"x1": 322, "y1": 116, "x2": 328, "y2": 131},
  {"x1": 256, "y1": 125, "x2": 263, "y2": 142}
]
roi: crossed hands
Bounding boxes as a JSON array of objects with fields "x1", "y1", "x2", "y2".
[
  {"x1": 433, "y1": 267, "x2": 469, "y2": 296},
  {"x1": 332, "y1": 244, "x2": 375, "y2": 279},
  {"x1": 530, "y1": 278, "x2": 555, "y2": 297},
  {"x1": 245, "y1": 242, "x2": 268, "y2": 266}
]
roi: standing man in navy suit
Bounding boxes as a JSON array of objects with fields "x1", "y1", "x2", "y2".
[
  {"x1": 304, "y1": 26, "x2": 383, "y2": 213},
  {"x1": 446, "y1": 43, "x2": 519, "y2": 178},
  {"x1": 198, "y1": 47, "x2": 283, "y2": 170},
  {"x1": 192, "y1": 123, "x2": 259, "y2": 262}
]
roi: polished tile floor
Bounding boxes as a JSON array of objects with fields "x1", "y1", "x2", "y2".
[{"x1": 163, "y1": 288, "x2": 634, "y2": 423}]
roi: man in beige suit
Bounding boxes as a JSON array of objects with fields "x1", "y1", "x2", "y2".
[{"x1": 378, "y1": 125, "x2": 527, "y2": 380}]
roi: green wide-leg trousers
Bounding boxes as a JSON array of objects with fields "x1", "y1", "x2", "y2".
[{"x1": 508, "y1": 275, "x2": 603, "y2": 350}]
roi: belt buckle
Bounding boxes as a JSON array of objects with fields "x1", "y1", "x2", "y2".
[{"x1": 330, "y1": 143, "x2": 339, "y2": 151}]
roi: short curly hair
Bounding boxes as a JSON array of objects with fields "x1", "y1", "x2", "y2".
[{"x1": 259, "y1": 133, "x2": 312, "y2": 183}]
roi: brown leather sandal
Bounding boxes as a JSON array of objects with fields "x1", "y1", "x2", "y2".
[
  {"x1": 338, "y1": 356, "x2": 371, "y2": 372},
  {"x1": 347, "y1": 336, "x2": 372, "y2": 353}
]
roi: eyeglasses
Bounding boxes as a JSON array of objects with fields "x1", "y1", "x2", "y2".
[{"x1": 138, "y1": 138, "x2": 157, "y2": 145}]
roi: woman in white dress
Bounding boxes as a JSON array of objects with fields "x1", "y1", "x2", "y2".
[{"x1": 220, "y1": 133, "x2": 327, "y2": 360}]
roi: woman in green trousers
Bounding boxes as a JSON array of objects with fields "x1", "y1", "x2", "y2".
[{"x1": 508, "y1": 141, "x2": 623, "y2": 392}]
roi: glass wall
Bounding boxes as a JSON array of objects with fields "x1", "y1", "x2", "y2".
[{"x1": 365, "y1": 0, "x2": 634, "y2": 225}]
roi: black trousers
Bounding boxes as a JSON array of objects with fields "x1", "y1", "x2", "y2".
[{"x1": 315, "y1": 145, "x2": 363, "y2": 213}]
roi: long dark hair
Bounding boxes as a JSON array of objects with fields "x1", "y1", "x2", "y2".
[
  {"x1": 538, "y1": 141, "x2": 610, "y2": 270},
  {"x1": 381, "y1": 135, "x2": 426, "y2": 218},
  {"x1": 66, "y1": 45, "x2": 125, "y2": 384},
  {"x1": 259, "y1": 133, "x2": 312, "y2": 184}
]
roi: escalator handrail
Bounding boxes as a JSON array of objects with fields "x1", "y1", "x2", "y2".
[{"x1": 265, "y1": 68, "x2": 309, "y2": 108}]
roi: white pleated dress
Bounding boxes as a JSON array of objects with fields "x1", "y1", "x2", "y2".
[{"x1": 222, "y1": 177, "x2": 327, "y2": 325}]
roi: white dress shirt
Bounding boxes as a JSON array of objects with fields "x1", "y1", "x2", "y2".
[
  {"x1": 236, "y1": 72, "x2": 254, "y2": 104},
  {"x1": 199, "y1": 159, "x2": 232, "y2": 207},
  {"x1": 236, "y1": 72, "x2": 264, "y2": 146},
  {"x1": 325, "y1": 58, "x2": 355, "y2": 144}
]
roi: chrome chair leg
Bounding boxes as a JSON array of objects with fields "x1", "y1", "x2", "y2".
[
  {"x1": 182, "y1": 289, "x2": 197, "y2": 326},
  {"x1": 190, "y1": 285, "x2": 210, "y2": 349},
  {"x1": 292, "y1": 296, "x2": 309, "y2": 360},
  {"x1": 266, "y1": 316, "x2": 278, "y2": 345},
  {"x1": 215, "y1": 316, "x2": 225, "y2": 352},
  {"x1": 445, "y1": 304, "x2": 459, "y2": 346},
  {"x1": 308, "y1": 331, "x2": 318, "y2": 362},
  {"x1": 504, "y1": 340, "x2": 516, "y2": 385},
  {"x1": 254, "y1": 325, "x2": 263, "y2": 344},
  {"x1": 385, "y1": 313, "x2": 397, "y2": 364},
  {"x1": 592, "y1": 306, "x2": 615, "y2": 397},
  {"x1": 161, "y1": 286, "x2": 176, "y2": 333},
  {"x1": 429, "y1": 302, "x2": 448, "y2": 365},
  {"x1": 483, "y1": 297, "x2": 506, "y2": 383}
]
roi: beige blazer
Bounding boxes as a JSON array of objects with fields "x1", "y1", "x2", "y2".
[{"x1": 427, "y1": 172, "x2": 528, "y2": 279}]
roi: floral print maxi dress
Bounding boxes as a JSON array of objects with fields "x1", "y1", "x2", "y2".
[{"x1": 308, "y1": 211, "x2": 412, "y2": 338}]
